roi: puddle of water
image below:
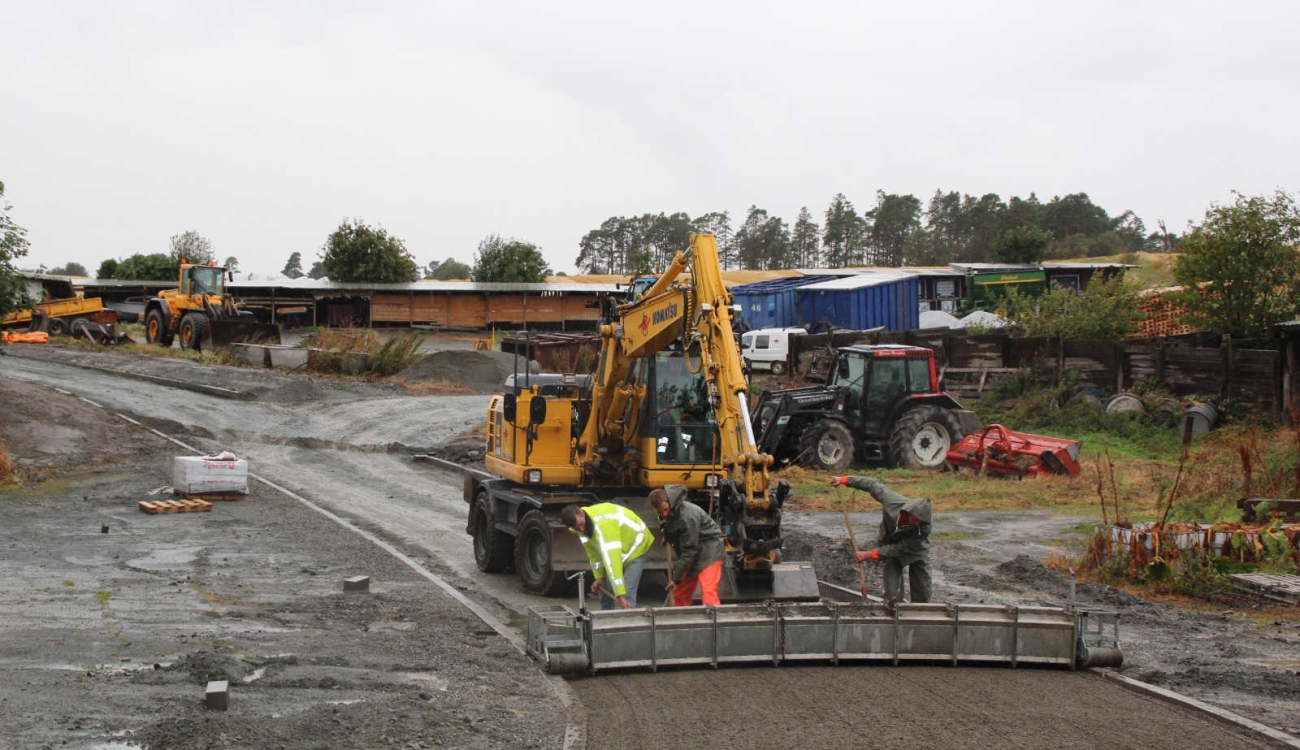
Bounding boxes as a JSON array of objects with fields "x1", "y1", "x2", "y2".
[
  {"x1": 404, "y1": 672, "x2": 448, "y2": 692},
  {"x1": 125, "y1": 546, "x2": 202, "y2": 571},
  {"x1": 87, "y1": 743, "x2": 144, "y2": 750}
]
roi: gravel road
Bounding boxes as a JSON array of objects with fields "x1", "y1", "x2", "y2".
[{"x1": 3, "y1": 343, "x2": 1298, "y2": 749}]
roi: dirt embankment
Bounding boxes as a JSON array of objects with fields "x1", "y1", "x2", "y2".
[{"x1": 396, "y1": 350, "x2": 534, "y2": 392}]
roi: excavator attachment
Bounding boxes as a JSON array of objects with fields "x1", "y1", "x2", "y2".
[{"x1": 528, "y1": 600, "x2": 1121, "y2": 675}]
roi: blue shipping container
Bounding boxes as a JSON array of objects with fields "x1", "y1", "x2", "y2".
[
  {"x1": 795, "y1": 274, "x2": 919, "y2": 331},
  {"x1": 729, "y1": 276, "x2": 829, "y2": 330}
]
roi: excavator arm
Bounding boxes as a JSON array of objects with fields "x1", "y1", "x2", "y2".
[{"x1": 576, "y1": 235, "x2": 778, "y2": 566}]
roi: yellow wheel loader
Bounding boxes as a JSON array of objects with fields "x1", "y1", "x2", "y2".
[{"x1": 142, "y1": 262, "x2": 280, "y2": 351}]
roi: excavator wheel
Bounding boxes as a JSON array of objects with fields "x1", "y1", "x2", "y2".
[
  {"x1": 514, "y1": 510, "x2": 570, "y2": 596},
  {"x1": 145, "y1": 309, "x2": 174, "y2": 346},
  {"x1": 179, "y1": 313, "x2": 209, "y2": 351},
  {"x1": 801, "y1": 420, "x2": 854, "y2": 472},
  {"x1": 889, "y1": 405, "x2": 963, "y2": 470},
  {"x1": 471, "y1": 492, "x2": 514, "y2": 574}
]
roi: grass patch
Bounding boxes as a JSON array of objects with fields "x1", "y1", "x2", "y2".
[
  {"x1": 94, "y1": 590, "x2": 111, "y2": 604},
  {"x1": 0, "y1": 440, "x2": 13, "y2": 483},
  {"x1": 117, "y1": 342, "x2": 235, "y2": 365},
  {"x1": 62, "y1": 580, "x2": 75, "y2": 587},
  {"x1": 778, "y1": 419, "x2": 1299, "y2": 524}
]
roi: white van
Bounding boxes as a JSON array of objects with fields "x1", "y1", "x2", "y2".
[{"x1": 740, "y1": 327, "x2": 805, "y2": 375}]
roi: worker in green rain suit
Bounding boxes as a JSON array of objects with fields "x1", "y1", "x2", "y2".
[{"x1": 830, "y1": 476, "x2": 932, "y2": 603}]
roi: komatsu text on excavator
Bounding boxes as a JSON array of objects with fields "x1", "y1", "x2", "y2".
[{"x1": 463, "y1": 234, "x2": 819, "y2": 601}]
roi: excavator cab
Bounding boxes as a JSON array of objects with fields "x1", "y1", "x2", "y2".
[{"x1": 645, "y1": 350, "x2": 718, "y2": 465}]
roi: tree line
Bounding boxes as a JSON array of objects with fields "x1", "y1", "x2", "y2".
[
  {"x1": 574, "y1": 190, "x2": 1181, "y2": 274},
  {"x1": 4, "y1": 180, "x2": 1297, "y2": 341}
]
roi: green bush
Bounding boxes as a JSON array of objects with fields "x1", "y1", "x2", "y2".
[{"x1": 367, "y1": 333, "x2": 422, "y2": 376}]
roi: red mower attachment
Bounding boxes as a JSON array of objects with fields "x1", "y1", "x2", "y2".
[{"x1": 945, "y1": 424, "x2": 1082, "y2": 478}]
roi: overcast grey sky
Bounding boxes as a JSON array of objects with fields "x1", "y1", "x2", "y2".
[{"x1": 3, "y1": 0, "x2": 1296, "y2": 277}]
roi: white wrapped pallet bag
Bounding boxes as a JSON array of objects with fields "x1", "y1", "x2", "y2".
[{"x1": 173, "y1": 452, "x2": 249, "y2": 494}]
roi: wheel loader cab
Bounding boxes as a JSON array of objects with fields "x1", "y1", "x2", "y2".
[{"x1": 183, "y1": 265, "x2": 225, "y2": 299}]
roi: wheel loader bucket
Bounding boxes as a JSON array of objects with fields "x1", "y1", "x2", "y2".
[{"x1": 208, "y1": 319, "x2": 282, "y2": 349}]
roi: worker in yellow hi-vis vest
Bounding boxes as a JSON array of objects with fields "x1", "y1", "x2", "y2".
[{"x1": 561, "y1": 503, "x2": 654, "y2": 610}]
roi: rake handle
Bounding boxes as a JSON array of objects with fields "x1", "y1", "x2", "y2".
[{"x1": 834, "y1": 484, "x2": 869, "y2": 598}]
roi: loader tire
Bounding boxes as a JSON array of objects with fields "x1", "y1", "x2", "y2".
[
  {"x1": 515, "y1": 510, "x2": 570, "y2": 596},
  {"x1": 889, "y1": 405, "x2": 963, "y2": 471},
  {"x1": 471, "y1": 493, "x2": 513, "y2": 574},
  {"x1": 802, "y1": 420, "x2": 854, "y2": 472},
  {"x1": 47, "y1": 317, "x2": 68, "y2": 336},
  {"x1": 179, "y1": 313, "x2": 209, "y2": 351},
  {"x1": 145, "y1": 309, "x2": 173, "y2": 346}
]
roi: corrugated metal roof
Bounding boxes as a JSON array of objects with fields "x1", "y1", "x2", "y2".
[
  {"x1": 799, "y1": 271, "x2": 916, "y2": 290},
  {"x1": 730, "y1": 276, "x2": 834, "y2": 293},
  {"x1": 949, "y1": 262, "x2": 1040, "y2": 273},
  {"x1": 230, "y1": 280, "x2": 622, "y2": 293},
  {"x1": 78, "y1": 278, "x2": 621, "y2": 293}
]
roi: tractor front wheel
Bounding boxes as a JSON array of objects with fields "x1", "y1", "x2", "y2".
[
  {"x1": 889, "y1": 405, "x2": 963, "y2": 470},
  {"x1": 802, "y1": 420, "x2": 855, "y2": 472}
]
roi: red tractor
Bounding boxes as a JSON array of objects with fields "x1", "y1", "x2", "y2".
[{"x1": 752, "y1": 345, "x2": 982, "y2": 471}]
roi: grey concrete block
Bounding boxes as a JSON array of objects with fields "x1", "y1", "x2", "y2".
[
  {"x1": 205, "y1": 680, "x2": 229, "y2": 710},
  {"x1": 344, "y1": 575, "x2": 371, "y2": 592}
]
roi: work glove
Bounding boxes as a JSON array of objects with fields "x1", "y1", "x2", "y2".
[
  {"x1": 830, "y1": 476, "x2": 849, "y2": 487},
  {"x1": 590, "y1": 579, "x2": 602, "y2": 595},
  {"x1": 854, "y1": 549, "x2": 880, "y2": 563}
]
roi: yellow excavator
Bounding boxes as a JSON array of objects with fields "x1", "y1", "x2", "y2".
[
  {"x1": 142, "y1": 261, "x2": 280, "y2": 351},
  {"x1": 464, "y1": 234, "x2": 816, "y2": 600}
]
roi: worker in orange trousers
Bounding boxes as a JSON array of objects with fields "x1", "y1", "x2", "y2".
[{"x1": 650, "y1": 485, "x2": 724, "y2": 606}]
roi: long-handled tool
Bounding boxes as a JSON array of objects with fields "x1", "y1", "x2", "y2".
[
  {"x1": 663, "y1": 544, "x2": 677, "y2": 606},
  {"x1": 834, "y1": 483, "x2": 869, "y2": 600}
]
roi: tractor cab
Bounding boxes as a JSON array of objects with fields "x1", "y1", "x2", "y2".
[
  {"x1": 830, "y1": 345, "x2": 940, "y2": 436},
  {"x1": 752, "y1": 344, "x2": 982, "y2": 471}
]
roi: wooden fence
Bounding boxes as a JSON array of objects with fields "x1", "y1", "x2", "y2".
[{"x1": 791, "y1": 331, "x2": 1284, "y2": 416}]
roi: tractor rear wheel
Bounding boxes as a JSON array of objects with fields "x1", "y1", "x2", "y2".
[
  {"x1": 515, "y1": 510, "x2": 570, "y2": 596},
  {"x1": 889, "y1": 405, "x2": 963, "y2": 470},
  {"x1": 145, "y1": 309, "x2": 173, "y2": 346},
  {"x1": 471, "y1": 493, "x2": 513, "y2": 573},
  {"x1": 179, "y1": 314, "x2": 209, "y2": 351},
  {"x1": 802, "y1": 420, "x2": 854, "y2": 471}
]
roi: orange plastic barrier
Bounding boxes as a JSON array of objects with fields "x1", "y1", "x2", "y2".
[{"x1": 2, "y1": 331, "x2": 49, "y2": 344}]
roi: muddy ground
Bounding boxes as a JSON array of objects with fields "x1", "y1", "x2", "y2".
[{"x1": 2, "y1": 342, "x2": 1299, "y2": 749}]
